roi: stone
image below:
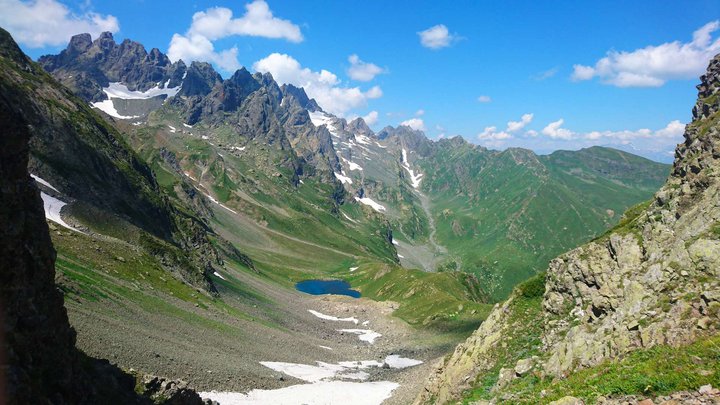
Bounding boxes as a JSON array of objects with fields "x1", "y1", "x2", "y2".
[
  {"x1": 514, "y1": 358, "x2": 534, "y2": 376},
  {"x1": 493, "y1": 367, "x2": 517, "y2": 391},
  {"x1": 548, "y1": 396, "x2": 584, "y2": 405},
  {"x1": 697, "y1": 317, "x2": 712, "y2": 330},
  {"x1": 698, "y1": 384, "x2": 715, "y2": 394}
]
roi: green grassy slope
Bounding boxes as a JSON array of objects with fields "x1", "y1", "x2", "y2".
[{"x1": 420, "y1": 143, "x2": 669, "y2": 300}]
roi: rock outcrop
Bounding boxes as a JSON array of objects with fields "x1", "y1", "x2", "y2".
[
  {"x1": 39, "y1": 32, "x2": 186, "y2": 102},
  {"x1": 416, "y1": 53, "x2": 720, "y2": 404}
]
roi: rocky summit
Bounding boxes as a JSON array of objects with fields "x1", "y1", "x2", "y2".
[{"x1": 416, "y1": 53, "x2": 720, "y2": 404}]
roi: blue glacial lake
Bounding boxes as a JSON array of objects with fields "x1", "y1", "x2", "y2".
[{"x1": 295, "y1": 279, "x2": 361, "y2": 298}]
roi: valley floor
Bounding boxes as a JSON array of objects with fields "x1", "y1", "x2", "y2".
[{"x1": 58, "y1": 231, "x2": 454, "y2": 404}]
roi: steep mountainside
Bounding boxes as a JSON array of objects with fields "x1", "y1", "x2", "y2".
[
  {"x1": 0, "y1": 29, "x2": 229, "y2": 293},
  {"x1": 420, "y1": 140, "x2": 669, "y2": 298},
  {"x1": 0, "y1": 32, "x2": 206, "y2": 403},
  {"x1": 296, "y1": 111, "x2": 669, "y2": 300},
  {"x1": 417, "y1": 53, "x2": 720, "y2": 404}
]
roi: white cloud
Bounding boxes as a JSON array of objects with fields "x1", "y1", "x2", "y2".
[
  {"x1": 507, "y1": 113, "x2": 533, "y2": 133},
  {"x1": 478, "y1": 126, "x2": 511, "y2": 140},
  {"x1": 477, "y1": 126, "x2": 511, "y2": 148},
  {"x1": 477, "y1": 95, "x2": 492, "y2": 103},
  {"x1": 541, "y1": 119, "x2": 575, "y2": 140},
  {"x1": 362, "y1": 110, "x2": 379, "y2": 126},
  {"x1": 168, "y1": 1, "x2": 302, "y2": 73},
  {"x1": 571, "y1": 65, "x2": 596, "y2": 81},
  {"x1": 253, "y1": 53, "x2": 382, "y2": 116},
  {"x1": 536, "y1": 119, "x2": 685, "y2": 149},
  {"x1": 347, "y1": 54, "x2": 385, "y2": 81},
  {"x1": 0, "y1": 0, "x2": 119, "y2": 48},
  {"x1": 655, "y1": 120, "x2": 685, "y2": 138},
  {"x1": 168, "y1": 33, "x2": 241, "y2": 72},
  {"x1": 418, "y1": 24, "x2": 456, "y2": 49},
  {"x1": 365, "y1": 85, "x2": 383, "y2": 99},
  {"x1": 526, "y1": 129, "x2": 538, "y2": 137},
  {"x1": 572, "y1": 20, "x2": 720, "y2": 87},
  {"x1": 188, "y1": 1, "x2": 301, "y2": 42},
  {"x1": 476, "y1": 113, "x2": 534, "y2": 147},
  {"x1": 400, "y1": 118, "x2": 425, "y2": 131},
  {"x1": 532, "y1": 67, "x2": 559, "y2": 80},
  {"x1": 415, "y1": 109, "x2": 425, "y2": 116}
]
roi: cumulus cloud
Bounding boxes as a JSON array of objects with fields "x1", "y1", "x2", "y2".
[
  {"x1": 572, "y1": 20, "x2": 720, "y2": 87},
  {"x1": 168, "y1": 33, "x2": 241, "y2": 72},
  {"x1": 507, "y1": 113, "x2": 534, "y2": 132},
  {"x1": 477, "y1": 126, "x2": 511, "y2": 148},
  {"x1": 186, "y1": 2, "x2": 301, "y2": 42},
  {"x1": 477, "y1": 95, "x2": 491, "y2": 103},
  {"x1": 537, "y1": 118, "x2": 685, "y2": 150},
  {"x1": 476, "y1": 113, "x2": 534, "y2": 146},
  {"x1": 415, "y1": 109, "x2": 425, "y2": 116},
  {"x1": 362, "y1": 110, "x2": 379, "y2": 126},
  {"x1": 168, "y1": 0, "x2": 302, "y2": 72},
  {"x1": 418, "y1": 24, "x2": 456, "y2": 49},
  {"x1": 347, "y1": 54, "x2": 385, "y2": 81},
  {"x1": 400, "y1": 118, "x2": 425, "y2": 131},
  {"x1": 253, "y1": 53, "x2": 382, "y2": 116},
  {"x1": 478, "y1": 126, "x2": 511, "y2": 140},
  {"x1": 541, "y1": 119, "x2": 575, "y2": 140},
  {"x1": 0, "y1": 0, "x2": 119, "y2": 48}
]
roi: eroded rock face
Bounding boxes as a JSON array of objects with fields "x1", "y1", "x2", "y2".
[
  {"x1": 416, "y1": 53, "x2": 720, "y2": 404},
  {"x1": 0, "y1": 28, "x2": 209, "y2": 405},
  {"x1": 0, "y1": 61, "x2": 79, "y2": 403},
  {"x1": 541, "y1": 53, "x2": 720, "y2": 377}
]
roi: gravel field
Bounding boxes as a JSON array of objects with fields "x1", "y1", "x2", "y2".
[{"x1": 65, "y1": 261, "x2": 453, "y2": 404}]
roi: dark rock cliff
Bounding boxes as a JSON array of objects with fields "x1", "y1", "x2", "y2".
[{"x1": 0, "y1": 56, "x2": 207, "y2": 405}]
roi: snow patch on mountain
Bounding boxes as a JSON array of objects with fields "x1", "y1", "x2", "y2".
[
  {"x1": 355, "y1": 197, "x2": 385, "y2": 212},
  {"x1": 309, "y1": 111, "x2": 340, "y2": 137},
  {"x1": 335, "y1": 172, "x2": 353, "y2": 185},
  {"x1": 91, "y1": 99, "x2": 139, "y2": 119},
  {"x1": 308, "y1": 310, "x2": 359, "y2": 324},
  {"x1": 40, "y1": 192, "x2": 83, "y2": 233},
  {"x1": 341, "y1": 157, "x2": 363, "y2": 171},
  {"x1": 401, "y1": 149, "x2": 423, "y2": 189},
  {"x1": 200, "y1": 381, "x2": 399, "y2": 405},
  {"x1": 102, "y1": 81, "x2": 181, "y2": 100},
  {"x1": 338, "y1": 329, "x2": 382, "y2": 344},
  {"x1": 31, "y1": 174, "x2": 60, "y2": 193}
]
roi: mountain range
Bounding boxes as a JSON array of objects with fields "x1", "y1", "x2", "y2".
[
  {"x1": 39, "y1": 32, "x2": 670, "y2": 300},
  {"x1": 1, "y1": 27, "x2": 700, "y2": 405}
]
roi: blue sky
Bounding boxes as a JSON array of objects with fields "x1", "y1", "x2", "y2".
[{"x1": 2, "y1": 0, "x2": 719, "y2": 162}]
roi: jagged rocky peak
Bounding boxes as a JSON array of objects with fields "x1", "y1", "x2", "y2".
[
  {"x1": 674, "y1": 53, "x2": 720, "y2": 180},
  {"x1": 378, "y1": 125, "x2": 433, "y2": 156},
  {"x1": 693, "y1": 53, "x2": 720, "y2": 121},
  {"x1": 347, "y1": 116, "x2": 374, "y2": 137},
  {"x1": 39, "y1": 31, "x2": 187, "y2": 101},
  {"x1": 67, "y1": 32, "x2": 92, "y2": 54},
  {"x1": 281, "y1": 83, "x2": 321, "y2": 112},
  {"x1": 177, "y1": 61, "x2": 222, "y2": 97}
]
